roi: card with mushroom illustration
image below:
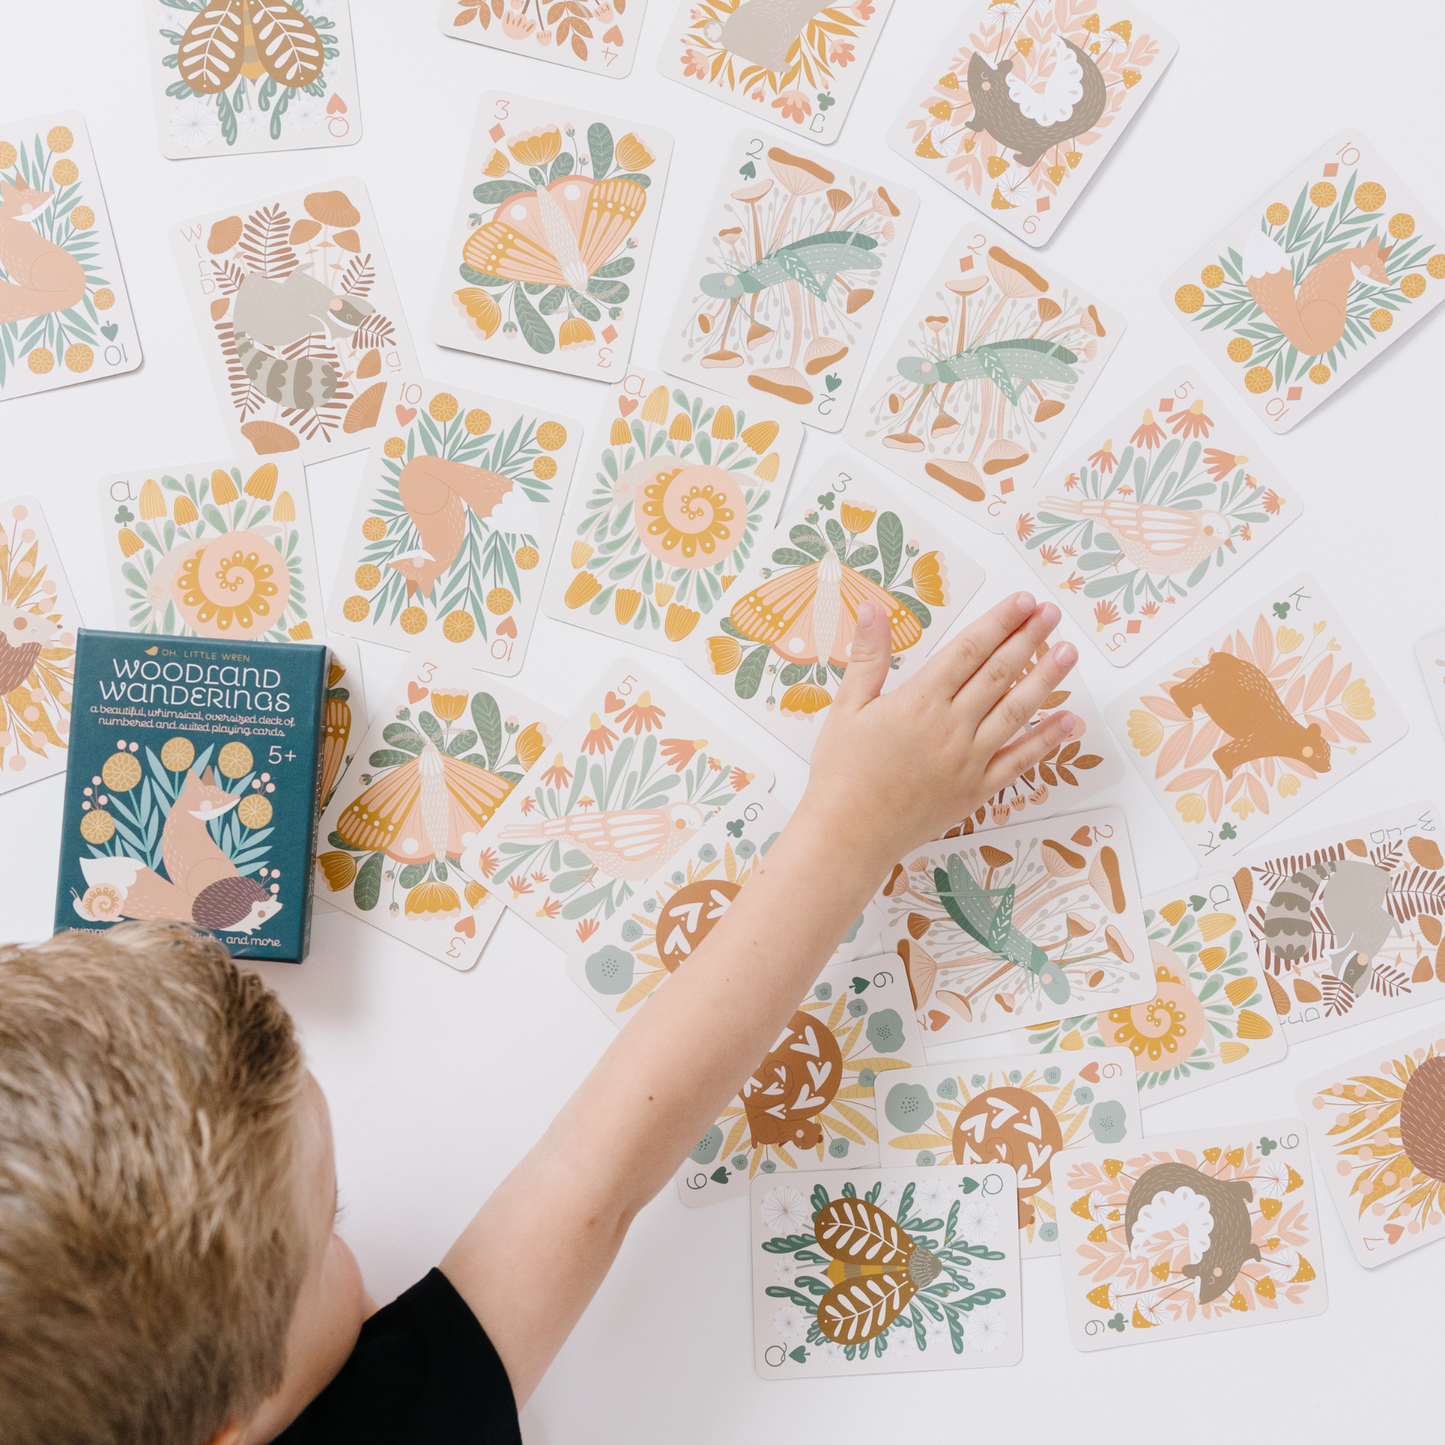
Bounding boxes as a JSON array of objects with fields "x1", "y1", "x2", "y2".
[
  {"x1": 1107, "y1": 575, "x2": 1408, "y2": 864},
  {"x1": 1419, "y1": 630, "x2": 1445, "y2": 741},
  {"x1": 173, "y1": 178, "x2": 416, "y2": 464},
  {"x1": 1164, "y1": 129, "x2": 1444, "y2": 433},
  {"x1": 1057, "y1": 1121, "x2": 1326, "y2": 1350},
  {"x1": 888, "y1": 1, "x2": 1177, "y2": 248},
  {"x1": 433, "y1": 92, "x2": 671, "y2": 381},
  {"x1": 443, "y1": 0, "x2": 647, "y2": 77},
  {"x1": 328, "y1": 378, "x2": 578, "y2": 677},
  {"x1": 752, "y1": 1164, "x2": 1022, "y2": 1378},
  {"x1": 844, "y1": 223, "x2": 1123, "y2": 531},
  {"x1": 661, "y1": 132, "x2": 917, "y2": 433},
  {"x1": 543, "y1": 370, "x2": 798, "y2": 656}
]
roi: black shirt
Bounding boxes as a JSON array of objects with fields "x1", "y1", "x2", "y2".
[{"x1": 274, "y1": 1269, "x2": 521, "y2": 1444}]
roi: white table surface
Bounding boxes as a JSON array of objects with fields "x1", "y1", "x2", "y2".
[{"x1": 4, "y1": 2, "x2": 1443, "y2": 1440}]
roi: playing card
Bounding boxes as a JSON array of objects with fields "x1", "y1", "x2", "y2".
[
  {"x1": 543, "y1": 369, "x2": 798, "y2": 657},
  {"x1": 1056, "y1": 1120, "x2": 1327, "y2": 1350},
  {"x1": 680, "y1": 457, "x2": 985, "y2": 761},
  {"x1": 1418, "y1": 629, "x2": 1445, "y2": 740},
  {"x1": 1012, "y1": 368, "x2": 1302, "y2": 665},
  {"x1": 1107, "y1": 575, "x2": 1409, "y2": 864},
  {"x1": 146, "y1": 0, "x2": 360, "y2": 160},
  {"x1": 660, "y1": 132, "x2": 918, "y2": 433},
  {"x1": 327, "y1": 377, "x2": 578, "y2": 676},
  {"x1": 309, "y1": 635, "x2": 365, "y2": 915},
  {"x1": 1298, "y1": 1022, "x2": 1445, "y2": 1268},
  {"x1": 888, "y1": 2, "x2": 1177, "y2": 248},
  {"x1": 173, "y1": 178, "x2": 416, "y2": 465},
  {"x1": 432, "y1": 92, "x2": 671, "y2": 381},
  {"x1": 752, "y1": 1164, "x2": 1022, "y2": 1377},
  {"x1": 0, "y1": 112, "x2": 141, "y2": 401},
  {"x1": 313, "y1": 656, "x2": 563, "y2": 970},
  {"x1": 442, "y1": 0, "x2": 647, "y2": 77},
  {"x1": 661, "y1": 0, "x2": 897, "y2": 144},
  {"x1": 844, "y1": 223, "x2": 1123, "y2": 530},
  {"x1": 1164, "y1": 129, "x2": 1445, "y2": 432},
  {"x1": 1013, "y1": 874, "x2": 1287, "y2": 1105},
  {"x1": 875, "y1": 807, "x2": 1154, "y2": 1046},
  {"x1": 1232, "y1": 802, "x2": 1445, "y2": 1046}
]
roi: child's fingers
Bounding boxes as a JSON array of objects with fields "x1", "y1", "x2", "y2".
[
  {"x1": 976, "y1": 706, "x2": 1079, "y2": 799},
  {"x1": 954, "y1": 603, "x2": 1063, "y2": 729},
  {"x1": 972, "y1": 635, "x2": 1077, "y2": 755},
  {"x1": 918, "y1": 592, "x2": 1037, "y2": 700},
  {"x1": 833, "y1": 602, "x2": 893, "y2": 712}
]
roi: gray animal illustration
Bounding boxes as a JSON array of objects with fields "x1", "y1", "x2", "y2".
[
  {"x1": 965, "y1": 35, "x2": 1107, "y2": 169},
  {"x1": 1261, "y1": 859, "x2": 1400, "y2": 994},
  {"x1": 703, "y1": 0, "x2": 830, "y2": 70}
]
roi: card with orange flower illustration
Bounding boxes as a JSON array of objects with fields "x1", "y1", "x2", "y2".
[
  {"x1": 1011, "y1": 368, "x2": 1302, "y2": 665},
  {"x1": 1107, "y1": 575, "x2": 1408, "y2": 864},
  {"x1": 887, "y1": 1, "x2": 1177, "y2": 248},
  {"x1": 442, "y1": 0, "x2": 648, "y2": 77},
  {"x1": 1419, "y1": 629, "x2": 1445, "y2": 741},
  {"x1": 844, "y1": 223, "x2": 1123, "y2": 532}
]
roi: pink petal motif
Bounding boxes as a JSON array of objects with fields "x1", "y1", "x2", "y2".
[
  {"x1": 1166, "y1": 767, "x2": 1218, "y2": 793},
  {"x1": 1246, "y1": 773, "x2": 1270, "y2": 811},
  {"x1": 1328, "y1": 712, "x2": 1372, "y2": 746},
  {"x1": 1143, "y1": 691, "x2": 1188, "y2": 724},
  {"x1": 1302, "y1": 656, "x2": 1333, "y2": 712},
  {"x1": 1251, "y1": 614, "x2": 1274, "y2": 671},
  {"x1": 1155, "y1": 721, "x2": 1194, "y2": 778},
  {"x1": 1184, "y1": 720, "x2": 1221, "y2": 768},
  {"x1": 1280, "y1": 671, "x2": 1308, "y2": 714},
  {"x1": 1224, "y1": 773, "x2": 1246, "y2": 802},
  {"x1": 1325, "y1": 661, "x2": 1353, "y2": 706},
  {"x1": 1206, "y1": 773, "x2": 1224, "y2": 819}
]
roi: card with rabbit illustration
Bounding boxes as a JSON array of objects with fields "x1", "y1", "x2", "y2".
[
  {"x1": 432, "y1": 92, "x2": 672, "y2": 381},
  {"x1": 1106, "y1": 574, "x2": 1408, "y2": 864},
  {"x1": 1418, "y1": 630, "x2": 1445, "y2": 741},
  {"x1": 660, "y1": 132, "x2": 918, "y2": 433},
  {"x1": 1010, "y1": 368, "x2": 1302, "y2": 665},
  {"x1": 442, "y1": 0, "x2": 648, "y2": 77},
  {"x1": 1163, "y1": 129, "x2": 1445, "y2": 432},
  {"x1": 844, "y1": 222, "x2": 1123, "y2": 531}
]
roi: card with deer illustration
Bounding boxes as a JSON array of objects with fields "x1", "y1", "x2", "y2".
[
  {"x1": 1164, "y1": 130, "x2": 1444, "y2": 432},
  {"x1": 443, "y1": 0, "x2": 648, "y2": 77},
  {"x1": 1418, "y1": 630, "x2": 1445, "y2": 741},
  {"x1": 661, "y1": 132, "x2": 918, "y2": 432}
]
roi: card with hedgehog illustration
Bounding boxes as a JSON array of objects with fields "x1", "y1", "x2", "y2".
[
  {"x1": 1419, "y1": 630, "x2": 1445, "y2": 741},
  {"x1": 888, "y1": 1, "x2": 1177, "y2": 248},
  {"x1": 172, "y1": 178, "x2": 416, "y2": 465},
  {"x1": 1164, "y1": 130, "x2": 1444, "y2": 433},
  {"x1": 751, "y1": 1164, "x2": 1022, "y2": 1378},
  {"x1": 1056, "y1": 1120, "x2": 1327, "y2": 1349},
  {"x1": 443, "y1": 0, "x2": 649, "y2": 77},
  {"x1": 1107, "y1": 575, "x2": 1409, "y2": 864}
]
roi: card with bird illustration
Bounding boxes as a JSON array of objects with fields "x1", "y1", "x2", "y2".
[
  {"x1": 661, "y1": 132, "x2": 918, "y2": 433},
  {"x1": 1056, "y1": 1120, "x2": 1326, "y2": 1349},
  {"x1": 0, "y1": 111, "x2": 142, "y2": 402},
  {"x1": 1418, "y1": 629, "x2": 1445, "y2": 741},
  {"x1": 752, "y1": 1163, "x2": 1022, "y2": 1377},
  {"x1": 145, "y1": 0, "x2": 360, "y2": 160},
  {"x1": 443, "y1": 0, "x2": 648, "y2": 77},
  {"x1": 1011, "y1": 368, "x2": 1302, "y2": 665},
  {"x1": 845, "y1": 221, "x2": 1123, "y2": 531},
  {"x1": 1164, "y1": 129, "x2": 1444, "y2": 432},
  {"x1": 680, "y1": 457, "x2": 985, "y2": 760},
  {"x1": 888, "y1": 1, "x2": 1177, "y2": 248},
  {"x1": 1107, "y1": 575, "x2": 1408, "y2": 864},
  {"x1": 433, "y1": 92, "x2": 672, "y2": 382}
]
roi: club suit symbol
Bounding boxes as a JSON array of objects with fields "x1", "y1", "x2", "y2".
[
  {"x1": 1042, "y1": 494, "x2": 1234, "y2": 575},
  {"x1": 499, "y1": 801, "x2": 706, "y2": 880}
]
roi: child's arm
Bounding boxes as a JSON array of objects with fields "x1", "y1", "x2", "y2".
[{"x1": 442, "y1": 595, "x2": 1077, "y2": 1403}]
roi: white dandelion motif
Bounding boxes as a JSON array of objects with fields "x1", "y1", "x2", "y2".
[
  {"x1": 773, "y1": 1303, "x2": 809, "y2": 1341},
  {"x1": 889, "y1": 1323, "x2": 918, "y2": 1356},
  {"x1": 237, "y1": 109, "x2": 265, "y2": 135},
  {"x1": 963, "y1": 1306, "x2": 1008, "y2": 1352},
  {"x1": 916, "y1": 1178, "x2": 954, "y2": 1214},
  {"x1": 773, "y1": 1259, "x2": 798, "y2": 1284},
  {"x1": 760, "y1": 1187, "x2": 809, "y2": 1232},
  {"x1": 959, "y1": 1198, "x2": 999, "y2": 1245},
  {"x1": 170, "y1": 98, "x2": 217, "y2": 150},
  {"x1": 879, "y1": 1180, "x2": 906, "y2": 1211},
  {"x1": 1258, "y1": 1158, "x2": 1293, "y2": 1199},
  {"x1": 288, "y1": 95, "x2": 324, "y2": 131}
]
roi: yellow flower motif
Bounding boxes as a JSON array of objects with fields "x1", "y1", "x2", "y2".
[
  {"x1": 1309, "y1": 182, "x2": 1336, "y2": 208},
  {"x1": 1265, "y1": 202, "x2": 1290, "y2": 225},
  {"x1": 509, "y1": 126, "x2": 561, "y2": 167},
  {"x1": 455, "y1": 287, "x2": 501, "y2": 339},
  {"x1": 1127, "y1": 709, "x2": 1163, "y2": 756},
  {"x1": 405, "y1": 881, "x2": 462, "y2": 919},
  {"x1": 515, "y1": 722, "x2": 548, "y2": 768},
  {"x1": 1353, "y1": 182, "x2": 1385, "y2": 213},
  {"x1": 614, "y1": 133, "x2": 654, "y2": 172},
  {"x1": 780, "y1": 683, "x2": 832, "y2": 718},
  {"x1": 1275, "y1": 626, "x2": 1303, "y2": 653},
  {"x1": 429, "y1": 392, "x2": 459, "y2": 423},
  {"x1": 707, "y1": 636, "x2": 743, "y2": 674},
  {"x1": 429, "y1": 688, "x2": 469, "y2": 722},
  {"x1": 1278, "y1": 775, "x2": 1301, "y2": 798},
  {"x1": 559, "y1": 317, "x2": 594, "y2": 351},
  {"x1": 483, "y1": 148, "x2": 510, "y2": 177},
  {"x1": 840, "y1": 502, "x2": 876, "y2": 534},
  {"x1": 1176, "y1": 793, "x2": 1206, "y2": 824},
  {"x1": 1231, "y1": 796, "x2": 1256, "y2": 821},
  {"x1": 1342, "y1": 678, "x2": 1375, "y2": 720},
  {"x1": 911, "y1": 550, "x2": 948, "y2": 606}
]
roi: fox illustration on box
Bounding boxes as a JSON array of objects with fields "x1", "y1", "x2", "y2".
[{"x1": 0, "y1": 175, "x2": 86, "y2": 325}]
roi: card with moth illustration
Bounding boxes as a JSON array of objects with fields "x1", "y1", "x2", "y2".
[
  {"x1": 876, "y1": 807, "x2": 1153, "y2": 1046},
  {"x1": 1231, "y1": 802, "x2": 1445, "y2": 1047},
  {"x1": 753, "y1": 1164, "x2": 1022, "y2": 1377},
  {"x1": 543, "y1": 370, "x2": 798, "y2": 656},
  {"x1": 1299, "y1": 1022, "x2": 1445, "y2": 1268},
  {"x1": 1107, "y1": 575, "x2": 1408, "y2": 864},
  {"x1": 318, "y1": 634, "x2": 364, "y2": 813},
  {"x1": 328, "y1": 377, "x2": 578, "y2": 677},
  {"x1": 0, "y1": 112, "x2": 141, "y2": 402},
  {"x1": 1014, "y1": 874, "x2": 1286, "y2": 1105},
  {"x1": 661, "y1": 133, "x2": 918, "y2": 433},
  {"x1": 146, "y1": 0, "x2": 360, "y2": 160},
  {"x1": 173, "y1": 178, "x2": 416, "y2": 465},
  {"x1": 1419, "y1": 630, "x2": 1445, "y2": 741},
  {"x1": 1057, "y1": 1121, "x2": 1326, "y2": 1350},
  {"x1": 681, "y1": 457, "x2": 984, "y2": 760},
  {"x1": 443, "y1": 0, "x2": 647, "y2": 77},
  {"x1": 845, "y1": 223, "x2": 1123, "y2": 531},
  {"x1": 1164, "y1": 130, "x2": 1444, "y2": 433},
  {"x1": 1012, "y1": 369, "x2": 1301, "y2": 665},
  {"x1": 433, "y1": 92, "x2": 671, "y2": 382},
  {"x1": 889, "y1": 1, "x2": 1177, "y2": 248}
]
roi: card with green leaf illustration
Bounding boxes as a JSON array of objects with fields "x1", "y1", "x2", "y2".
[
  {"x1": 1011, "y1": 369, "x2": 1301, "y2": 664},
  {"x1": 660, "y1": 132, "x2": 918, "y2": 433},
  {"x1": 844, "y1": 223, "x2": 1123, "y2": 531},
  {"x1": 1013, "y1": 874, "x2": 1286, "y2": 1105},
  {"x1": 432, "y1": 92, "x2": 671, "y2": 381},
  {"x1": 1107, "y1": 575, "x2": 1408, "y2": 865},
  {"x1": 1418, "y1": 630, "x2": 1445, "y2": 741},
  {"x1": 752, "y1": 1164, "x2": 1022, "y2": 1378},
  {"x1": 1056, "y1": 1120, "x2": 1326, "y2": 1350},
  {"x1": 875, "y1": 807, "x2": 1153, "y2": 1046},
  {"x1": 680, "y1": 457, "x2": 984, "y2": 761},
  {"x1": 1164, "y1": 129, "x2": 1444, "y2": 433},
  {"x1": 543, "y1": 369, "x2": 797, "y2": 656},
  {"x1": 442, "y1": 0, "x2": 647, "y2": 77}
]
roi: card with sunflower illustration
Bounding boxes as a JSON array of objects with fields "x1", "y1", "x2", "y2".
[
  {"x1": 1164, "y1": 129, "x2": 1444, "y2": 433},
  {"x1": 1057, "y1": 1121, "x2": 1327, "y2": 1350},
  {"x1": 542, "y1": 369, "x2": 798, "y2": 656},
  {"x1": 1106, "y1": 575, "x2": 1409, "y2": 864},
  {"x1": 1419, "y1": 629, "x2": 1445, "y2": 741},
  {"x1": 443, "y1": 0, "x2": 648, "y2": 77}
]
